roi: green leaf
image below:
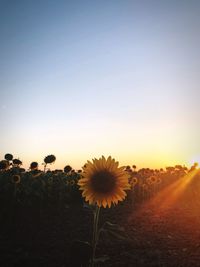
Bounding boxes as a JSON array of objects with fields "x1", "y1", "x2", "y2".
[
  {"x1": 101, "y1": 221, "x2": 125, "y2": 233},
  {"x1": 99, "y1": 221, "x2": 132, "y2": 243},
  {"x1": 93, "y1": 255, "x2": 110, "y2": 263},
  {"x1": 107, "y1": 230, "x2": 131, "y2": 242}
]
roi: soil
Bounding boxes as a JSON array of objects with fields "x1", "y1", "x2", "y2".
[{"x1": 0, "y1": 191, "x2": 200, "y2": 267}]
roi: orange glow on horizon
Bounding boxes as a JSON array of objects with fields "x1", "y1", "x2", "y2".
[{"x1": 129, "y1": 168, "x2": 199, "y2": 223}]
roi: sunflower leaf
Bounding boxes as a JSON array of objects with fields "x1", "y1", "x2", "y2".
[
  {"x1": 100, "y1": 221, "x2": 125, "y2": 233},
  {"x1": 93, "y1": 255, "x2": 110, "y2": 263},
  {"x1": 109, "y1": 230, "x2": 130, "y2": 241},
  {"x1": 99, "y1": 221, "x2": 132, "y2": 243}
]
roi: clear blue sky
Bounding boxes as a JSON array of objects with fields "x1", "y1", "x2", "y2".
[{"x1": 0, "y1": 0, "x2": 200, "y2": 169}]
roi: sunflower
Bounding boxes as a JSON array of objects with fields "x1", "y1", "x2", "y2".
[
  {"x1": 0, "y1": 160, "x2": 9, "y2": 171},
  {"x1": 30, "y1": 161, "x2": 38, "y2": 170},
  {"x1": 13, "y1": 159, "x2": 22, "y2": 167},
  {"x1": 64, "y1": 165, "x2": 72, "y2": 174},
  {"x1": 4, "y1": 153, "x2": 13, "y2": 161},
  {"x1": 44, "y1": 155, "x2": 56, "y2": 164},
  {"x1": 70, "y1": 180, "x2": 75, "y2": 186},
  {"x1": 12, "y1": 174, "x2": 21, "y2": 184},
  {"x1": 150, "y1": 176, "x2": 157, "y2": 184},
  {"x1": 130, "y1": 177, "x2": 138, "y2": 187},
  {"x1": 78, "y1": 156, "x2": 130, "y2": 208}
]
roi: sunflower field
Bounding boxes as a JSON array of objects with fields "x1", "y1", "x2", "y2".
[{"x1": 0, "y1": 154, "x2": 200, "y2": 267}]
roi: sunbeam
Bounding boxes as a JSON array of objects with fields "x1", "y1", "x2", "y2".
[{"x1": 129, "y1": 168, "x2": 200, "y2": 223}]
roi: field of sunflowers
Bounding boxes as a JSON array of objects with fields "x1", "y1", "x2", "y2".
[{"x1": 0, "y1": 154, "x2": 200, "y2": 267}]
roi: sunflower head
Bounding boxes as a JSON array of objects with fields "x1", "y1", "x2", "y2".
[
  {"x1": 150, "y1": 176, "x2": 157, "y2": 184},
  {"x1": 12, "y1": 174, "x2": 21, "y2": 184},
  {"x1": 4, "y1": 153, "x2": 13, "y2": 161},
  {"x1": 125, "y1": 165, "x2": 132, "y2": 172},
  {"x1": 130, "y1": 177, "x2": 138, "y2": 187},
  {"x1": 0, "y1": 160, "x2": 9, "y2": 171},
  {"x1": 64, "y1": 165, "x2": 72, "y2": 174},
  {"x1": 78, "y1": 156, "x2": 130, "y2": 208},
  {"x1": 30, "y1": 162, "x2": 38, "y2": 170},
  {"x1": 44, "y1": 155, "x2": 56, "y2": 164},
  {"x1": 13, "y1": 159, "x2": 22, "y2": 167}
]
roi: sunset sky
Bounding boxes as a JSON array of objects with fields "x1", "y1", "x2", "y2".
[{"x1": 1, "y1": 1, "x2": 200, "y2": 170}]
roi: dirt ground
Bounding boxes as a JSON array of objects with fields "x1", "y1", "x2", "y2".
[{"x1": 0, "y1": 191, "x2": 200, "y2": 267}]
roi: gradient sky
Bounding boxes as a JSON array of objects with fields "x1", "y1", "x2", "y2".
[{"x1": 1, "y1": 0, "x2": 200, "y2": 170}]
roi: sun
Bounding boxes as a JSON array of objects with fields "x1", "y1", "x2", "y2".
[{"x1": 188, "y1": 155, "x2": 200, "y2": 166}]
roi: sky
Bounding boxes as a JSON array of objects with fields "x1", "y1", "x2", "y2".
[{"x1": 0, "y1": 0, "x2": 200, "y2": 170}]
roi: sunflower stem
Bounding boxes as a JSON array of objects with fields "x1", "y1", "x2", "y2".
[
  {"x1": 44, "y1": 163, "x2": 47, "y2": 173},
  {"x1": 91, "y1": 205, "x2": 100, "y2": 267}
]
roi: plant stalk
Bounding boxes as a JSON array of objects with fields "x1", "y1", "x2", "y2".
[{"x1": 91, "y1": 205, "x2": 100, "y2": 267}]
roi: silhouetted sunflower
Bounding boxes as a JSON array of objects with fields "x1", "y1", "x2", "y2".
[
  {"x1": 64, "y1": 165, "x2": 72, "y2": 173},
  {"x1": 78, "y1": 156, "x2": 130, "y2": 208},
  {"x1": 12, "y1": 174, "x2": 21, "y2": 184},
  {"x1": 30, "y1": 162, "x2": 38, "y2": 170},
  {"x1": 13, "y1": 159, "x2": 22, "y2": 166},
  {"x1": 44, "y1": 155, "x2": 56, "y2": 164},
  {"x1": 4, "y1": 153, "x2": 13, "y2": 161},
  {"x1": 0, "y1": 160, "x2": 9, "y2": 170}
]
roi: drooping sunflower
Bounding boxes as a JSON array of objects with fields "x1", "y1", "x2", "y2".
[{"x1": 78, "y1": 156, "x2": 131, "y2": 208}]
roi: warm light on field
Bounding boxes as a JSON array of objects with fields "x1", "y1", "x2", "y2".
[
  {"x1": 154, "y1": 169, "x2": 199, "y2": 210},
  {"x1": 188, "y1": 155, "x2": 200, "y2": 167},
  {"x1": 130, "y1": 168, "x2": 200, "y2": 222}
]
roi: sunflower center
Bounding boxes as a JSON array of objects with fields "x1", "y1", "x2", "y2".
[{"x1": 90, "y1": 170, "x2": 116, "y2": 193}]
